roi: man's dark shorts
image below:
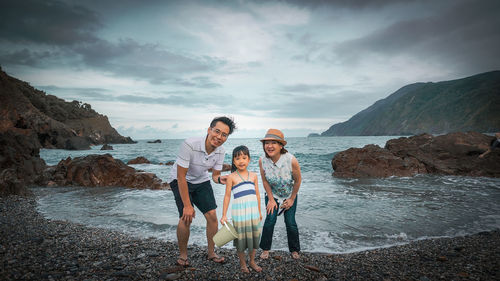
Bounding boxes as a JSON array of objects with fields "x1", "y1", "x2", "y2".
[{"x1": 170, "y1": 180, "x2": 217, "y2": 217}]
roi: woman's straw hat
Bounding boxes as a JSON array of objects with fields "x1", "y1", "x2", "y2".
[{"x1": 260, "y1": 128, "x2": 287, "y2": 146}]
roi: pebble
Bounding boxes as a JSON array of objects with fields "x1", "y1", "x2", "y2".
[{"x1": 1, "y1": 195, "x2": 499, "y2": 280}]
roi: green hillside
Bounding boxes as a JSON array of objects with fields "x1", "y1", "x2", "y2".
[{"x1": 321, "y1": 71, "x2": 500, "y2": 136}]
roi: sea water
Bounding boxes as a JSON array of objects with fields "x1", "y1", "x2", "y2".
[{"x1": 33, "y1": 136, "x2": 500, "y2": 253}]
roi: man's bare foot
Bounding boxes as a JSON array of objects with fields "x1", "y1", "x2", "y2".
[
  {"x1": 260, "y1": 250, "x2": 269, "y2": 259},
  {"x1": 249, "y1": 262, "x2": 262, "y2": 272},
  {"x1": 240, "y1": 265, "x2": 250, "y2": 273},
  {"x1": 291, "y1": 251, "x2": 300, "y2": 259}
]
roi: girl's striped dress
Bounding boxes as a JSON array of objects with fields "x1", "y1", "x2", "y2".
[{"x1": 231, "y1": 172, "x2": 261, "y2": 252}]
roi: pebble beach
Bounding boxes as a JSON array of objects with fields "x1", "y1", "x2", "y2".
[{"x1": 1, "y1": 195, "x2": 498, "y2": 281}]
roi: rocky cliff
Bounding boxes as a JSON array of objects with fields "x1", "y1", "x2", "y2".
[
  {"x1": 322, "y1": 71, "x2": 500, "y2": 136},
  {"x1": 0, "y1": 68, "x2": 135, "y2": 150}
]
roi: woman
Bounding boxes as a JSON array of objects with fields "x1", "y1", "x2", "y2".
[{"x1": 258, "y1": 129, "x2": 302, "y2": 260}]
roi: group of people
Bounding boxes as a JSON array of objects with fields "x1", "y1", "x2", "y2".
[{"x1": 168, "y1": 116, "x2": 302, "y2": 273}]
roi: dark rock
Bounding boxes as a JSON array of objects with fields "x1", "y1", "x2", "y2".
[
  {"x1": 147, "y1": 139, "x2": 162, "y2": 143},
  {"x1": 332, "y1": 132, "x2": 500, "y2": 178},
  {"x1": 305, "y1": 265, "x2": 321, "y2": 272},
  {"x1": 100, "y1": 144, "x2": 114, "y2": 150},
  {"x1": 127, "y1": 157, "x2": 151, "y2": 165},
  {"x1": 0, "y1": 130, "x2": 47, "y2": 196},
  {"x1": 64, "y1": 136, "x2": 91, "y2": 150},
  {"x1": 49, "y1": 154, "x2": 169, "y2": 189},
  {"x1": 332, "y1": 144, "x2": 426, "y2": 178}
]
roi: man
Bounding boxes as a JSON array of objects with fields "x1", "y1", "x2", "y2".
[{"x1": 169, "y1": 116, "x2": 236, "y2": 266}]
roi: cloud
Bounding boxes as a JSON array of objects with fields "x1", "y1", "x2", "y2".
[
  {"x1": 0, "y1": 0, "x2": 101, "y2": 45},
  {"x1": 73, "y1": 38, "x2": 223, "y2": 84},
  {"x1": 331, "y1": 0, "x2": 500, "y2": 74},
  {"x1": 0, "y1": 0, "x2": 224, "y2": 87}
]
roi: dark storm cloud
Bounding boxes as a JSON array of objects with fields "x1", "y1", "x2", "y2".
[
  {"x1": 0, "y1": 0, "x2": 101, "y2": 45},
  {"x1": 72, "y1": 38, "x2": 221, "y2": 84},
  {"x1": 0, "y1": 49, "x2": 58, "y2": 67},
  {"x1": 332, "y1": 0, "x2": 500, "y2": 73},
  {"x1": 0, "y1": 0, "x2": 223, "y2": 86}
]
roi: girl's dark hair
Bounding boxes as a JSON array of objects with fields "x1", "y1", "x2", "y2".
[
  {"x1": 262, "y1": 142, "x2": 288, "y2": 158},
  {"x1": 231, "y1": 145, "x2": 250, "y2": 172}
]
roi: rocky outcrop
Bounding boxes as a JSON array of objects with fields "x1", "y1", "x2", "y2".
[
  {"x1": 127, "y1": 157, "x2": 151, "y2": 165},
  {"x1": 0, "y1": 69, "x2": 136, "y2": 150},
  {"x1": 49, "y1": 154, "x2": 169, "y2": 190},
  {"x1": 101, "y1": 144, "x2": 114, "y2": 150},
  {"x1": 332, "y1": 132, "x2": 500, "y2": 178},
  {"x1": 147, "y1": 139, "x2": 162, "y2": 143},
  {"x1": 0, "y1": 130, "x2": 48, "y2": 196}
]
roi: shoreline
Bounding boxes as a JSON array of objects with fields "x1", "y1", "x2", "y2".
[{"x1": 1, "y1": 196, "x2": 498, "y2": 280}]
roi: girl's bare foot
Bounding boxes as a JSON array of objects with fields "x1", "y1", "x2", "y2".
[
  {"x1": 240, "y1": 266, "x2": 250, "y2": 273},
  {"x1": 249, "y1": 262, "x2": 262, "y2": 272},
  {"x1": 291, "y1": 251, "x2": 300, "y2": 259}
]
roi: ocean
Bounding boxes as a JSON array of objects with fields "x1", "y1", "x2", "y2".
[{"x1": 33, "y1": 136, "x2": 500, "y2": 253}]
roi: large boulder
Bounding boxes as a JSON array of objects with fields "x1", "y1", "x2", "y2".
[
  {"x1": 49, "y1": 154, "x2": 169, "y2": 190},
  {"x1": 332, "y1": 132, "x2": 500, "y2": 178},
  {"x1": 0, "y1": 130, "x2": 48, "y2": 195},
  {"x1": 332, "y1": 144, "x2": 426, "y2": 178}
]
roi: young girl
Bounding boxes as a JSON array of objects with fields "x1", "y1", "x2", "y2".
[{"x1": 220, "y1": 145, "x2": 263, "y2": 273}]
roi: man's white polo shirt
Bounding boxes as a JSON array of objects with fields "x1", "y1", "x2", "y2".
[{"x1": 169, "y1": 136, "x2": 225, "y2": 184}]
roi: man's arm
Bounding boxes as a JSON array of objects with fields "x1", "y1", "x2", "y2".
[
  {"x1": 177, "y1": 166, "x2": 195, "y2": 223},
  {"x1": 212, "y1": 169, "x2": 228, "y2": 185}
]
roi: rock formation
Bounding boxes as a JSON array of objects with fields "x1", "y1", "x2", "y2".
[
  {"x1": 0, "y1": 69, "x2": 136, "y2": 150},
  {"x1": 100, "y1": 144, "x2": 114, "y2": 150},
  {"x1": 127, "y1": 157, "x2": 151, "y2": 165},
  {"x1": 332, "y1": 132, "x2": 500, "y2": 178},
  {"x1": 322, "y1": 71, "x2": 500, "y2": 136},
  {"x1": 49, "y1": 154, "x2": 169, "y2": 190}
]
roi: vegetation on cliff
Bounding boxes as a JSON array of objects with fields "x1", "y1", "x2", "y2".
[{"x1": 322, "y1": 71, "x2": 500, "y2": 136}]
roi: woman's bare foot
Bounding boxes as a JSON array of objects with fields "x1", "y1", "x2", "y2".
[
  {"x1": 291, "y1": 251, "x2": 300, "y2": 259},
  {"x1": 249, "y1": 261, "x2": 262, "y2": 272},
  {"x1": 240, "y1": 265, "x2": 250, "y2": 273},
  {"x1": 260, "y1": 250, "x2": 269, "y2": 259}
]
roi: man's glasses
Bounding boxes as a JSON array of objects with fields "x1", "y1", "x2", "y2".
[{"x1": 211, "y1": 128, "x2": 229, "y2": 139}]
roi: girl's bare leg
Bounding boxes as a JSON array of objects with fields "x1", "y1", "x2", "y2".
[
  {"x1": 249, "y1": 249, "x2": 262, "y2": 272},
  {"x1": 238, "y1": 251, "x2": 249, "y2": 273}
]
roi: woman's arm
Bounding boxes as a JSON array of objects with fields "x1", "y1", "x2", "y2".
[
  {"x1": 259, "y1": 158, "x2": 277, "y2": 214},
  {"x1": 220, "y1": 174, "x2": 233, "y2": 225},
  {"x1": 284, "y1": 156, "x2": 302, "y2": 210}
]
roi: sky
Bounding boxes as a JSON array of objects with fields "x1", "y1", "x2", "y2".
[{"x1": 1, "y1": 0, "x2": 499, "y2": 139}]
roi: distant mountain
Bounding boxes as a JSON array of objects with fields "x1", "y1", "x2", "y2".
[
  {"x1": 0, "y1": 68, "x2": 135, "y2": 149},
  {"x1": 321, "y1": 71, "x2": 500, "y2": 136}
]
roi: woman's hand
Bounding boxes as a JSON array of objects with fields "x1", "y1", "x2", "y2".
[
  {"x1": 220, "y1": 215, "x2": 228, "y2": 225},
  {"x1": 266, "y1": 199, "x2": 278, "y2": 215},
  {"x1": 283, "y1": 198, "x2": 294, "y2": 210},
  {"x1": 259, "y1": 212, "x2": 263, "y2": 221}
]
